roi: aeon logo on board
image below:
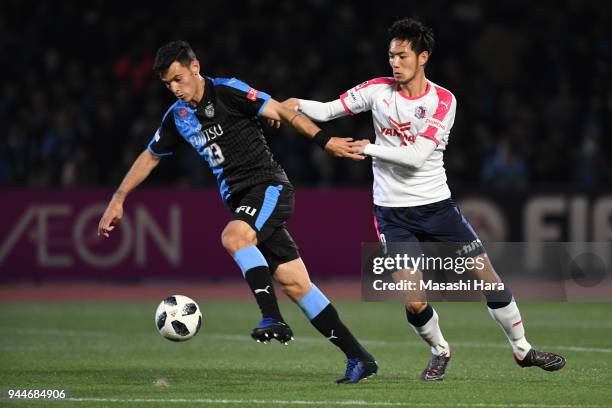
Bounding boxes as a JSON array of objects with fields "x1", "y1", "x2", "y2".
[{"x1": 0, "y1": 204, "x2": 182, "y2": 268}]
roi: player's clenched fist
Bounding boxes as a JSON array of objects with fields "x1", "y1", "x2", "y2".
[{"x1": 98, "y1": 200, "x2": 123, "y2": 238}]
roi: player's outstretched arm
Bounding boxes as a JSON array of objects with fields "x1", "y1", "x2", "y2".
[
  {"x1": 350, "y1": 137, "x2": 437, "y2": 168},
  {"x1": 281, "y1": 98, "x2": 348, "y2": 122},
  {"x1": 261, "y1": 98, "x2": 364, "y2": 160},
  {"x1": 97, "y1": 149, "x2": 161, "y2": 238}
]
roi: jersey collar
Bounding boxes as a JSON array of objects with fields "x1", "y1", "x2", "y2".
[{"x1": 396, "y1": 80, "x2": 431, "y2": 101}]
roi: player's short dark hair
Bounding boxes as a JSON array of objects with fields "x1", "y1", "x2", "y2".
[
  {"x1": 153, "y1": 41, "x2": 197, "y2": 76},
  {"x1": 388, "y1": 18, "x2": 434, "y2": 56}
]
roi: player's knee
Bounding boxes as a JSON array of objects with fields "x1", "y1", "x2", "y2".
[
  {"x1": 221, "y1": 223, "x2": 256, "y2": 253},
  {"x1": 406, "y1": 301, "x2": 428, "y2": 314}
]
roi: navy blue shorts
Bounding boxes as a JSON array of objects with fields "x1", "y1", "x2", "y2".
[{"x1": 374, "y1": 198, "x2": 484, "y2": 258}]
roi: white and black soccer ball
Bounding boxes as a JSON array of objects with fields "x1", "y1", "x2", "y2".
[{"x1": 155, "y1": 295, "x2": 203, "y2": 341}]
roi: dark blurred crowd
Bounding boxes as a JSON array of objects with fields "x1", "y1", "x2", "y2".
[{"x1": 1, "y1": 0, "x2": 610, "y2": 190}]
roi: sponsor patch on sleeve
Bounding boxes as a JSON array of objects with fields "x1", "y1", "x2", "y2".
[
  {"x1": 425, "y1": 117, "x2": 446, "y2": 131},
  {"x1": 246, "y1": 88, "x2": 259, "y2": 101}
]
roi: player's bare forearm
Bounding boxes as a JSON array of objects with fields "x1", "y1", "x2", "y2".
[
  {"x1": 261, "y1": 99, "x2": 364, "y2": 160},
  {"x1": 282, "y1": 110, "x2": 321, "y2": 137},
  {"x1": 282, "y1": 109, "x2": 363, "y2": 159},
  {"x1": 262, "y1": 99, "x2": 320, "y2": 137},
  {"x1": 98, "y1": 150, "x2": 160, "y2": 237},
  {"x1": 113, "y1": 150, "x2": 161, "y2": 203}
]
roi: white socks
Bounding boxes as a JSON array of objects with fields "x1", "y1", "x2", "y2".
[
  {"x1": 488, "y1": 301, "x2": 532, "y2": 359},
  {"x1": 409, "y1": 302, "x2": 532, "y2": 359},
  {"x1": 409, "y1": 308, "x2": 450, "y2": 356}
]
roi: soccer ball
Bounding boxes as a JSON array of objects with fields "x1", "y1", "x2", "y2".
[{"x1": 155, "y1": 295, "x2": 203, "y2": 341}]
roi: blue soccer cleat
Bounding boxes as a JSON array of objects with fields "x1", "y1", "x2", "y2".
[
  {"x1": 335, "y1": 357, "x2": 378, "y2": 384},
  {"x1": 250, "y1": 317, "x2": 294, "y2": 345}
]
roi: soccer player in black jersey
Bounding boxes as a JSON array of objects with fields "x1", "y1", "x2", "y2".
[{"x1": 97, "y1": 41, "x2": 377, "y2": 383}]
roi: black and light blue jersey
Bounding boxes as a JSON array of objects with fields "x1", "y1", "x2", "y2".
[{"x1": 148, "y1": 77, "x2": 290, "y2": 206}]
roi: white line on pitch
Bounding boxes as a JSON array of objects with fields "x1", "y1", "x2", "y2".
[
  {"x1": 2, "y1": 328, "x2": 611, "y2": 354},
  {"x1": 206, "y1": 334, "x2": 612, "y2": 354},
  {"x1": 64, "y1": 397, "x2": 608, "y2": 408}
]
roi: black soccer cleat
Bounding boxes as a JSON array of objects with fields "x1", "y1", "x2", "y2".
[
  {"x1": 250, "y1": 317, "x2": 294, "y2": 345},
  {"x1": 420, "y1": 350, "x2": 451, "y2": 381},
  {"x1": 335, "y1": 357, "x2": 379, "y2": 384},
  {"x1": 514, "y1": 348, "x2": 566, "y2": 371}
]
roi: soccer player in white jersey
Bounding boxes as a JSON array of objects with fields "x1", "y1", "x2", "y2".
[{"x1": 283, "y1": 18, "x2": 565, "y2": 380}]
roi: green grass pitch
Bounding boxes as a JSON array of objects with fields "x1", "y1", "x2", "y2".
[{"x1": 0, "y1": 300, "x2": 611, "y2": 407}]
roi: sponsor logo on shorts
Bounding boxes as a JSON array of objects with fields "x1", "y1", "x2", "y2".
[
  {"x1": 455, "y1": 240, "x2": 483, "y2": 256},
  {"x1": 236, "y1": 205, "x2": 257, "y2": 216}
]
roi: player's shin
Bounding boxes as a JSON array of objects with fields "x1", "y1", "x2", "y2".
[
  {"x1": 406, "y1": 304, "x2": 450, "y2": 356},
  {"x1": 298, "y1": 284, "x2": 372, "y2": 360},
  {"x1": 233, "y1": 245, "x2": 284, "y2": 321},
  {"x1": 487, "y1": 298, "x2": 532, "y2": 359}
]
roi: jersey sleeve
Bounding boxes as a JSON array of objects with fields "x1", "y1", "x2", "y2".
[
  {"x1": 339, "y1": 77, "x2": 394, "y2": 115},
  {"x1": 215, "y1": 78, "x2": 271, "y2": 118},
  {"x1": 297, "y1": 99, "x2": 348, "y2": 122},
  {"x1": 364, "y1": 136, "x2": 437, "y2": 168},
  {"x1": 147, "y1": 109, "x2": 182, "y2": 157},
  {"x1": 418, "y1": 88, "x2": 456, "y2": 145}
]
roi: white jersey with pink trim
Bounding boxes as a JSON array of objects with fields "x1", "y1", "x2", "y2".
[{"x1": 340, "y1": 77, "x2": 456, "y2": 207}]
